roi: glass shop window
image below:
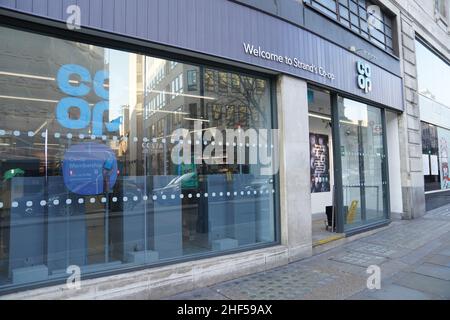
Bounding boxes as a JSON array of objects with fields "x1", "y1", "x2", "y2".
[{"x1": 0, "y1": 26, "x2": 278, "y2": 292}]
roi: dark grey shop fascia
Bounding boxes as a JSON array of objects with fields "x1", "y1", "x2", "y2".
[
  {"x1": 0, "y1": 0, "x2": 403, "y2": 111},
  {"x1": 232, "y1": 0, "x2": 401, "y2": 75}
]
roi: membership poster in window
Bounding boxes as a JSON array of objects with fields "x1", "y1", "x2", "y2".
[
  {"x1": 438, "y1": 127, "x2": 450, "y2": 189},
  {"x1": 310, "y1": 133, "x2": 330, "y2": 193}
]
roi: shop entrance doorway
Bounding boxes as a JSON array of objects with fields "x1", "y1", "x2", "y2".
[
  {"x1": 307, "y1": 86, "x2": 343, "y2": 246},
  {"x1": 308, "y1": 85, "x2": 391, "y2": 244}
]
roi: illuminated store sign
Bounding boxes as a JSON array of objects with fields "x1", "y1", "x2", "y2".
[{"x1": 357, "y1": 61, "x2": 372, "y2": 94}]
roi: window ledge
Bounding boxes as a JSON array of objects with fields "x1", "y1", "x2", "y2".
[{"x1": 435, "y1": 12, "x2": 449, "y2": 28}]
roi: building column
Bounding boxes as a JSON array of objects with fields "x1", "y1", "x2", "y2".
[
  {"x1": 276, "y1": 75, "x2": 312, "y2": 261},
  {"x1": 398, "y1": 13, "x2": 426, "y2": 219},
  {"x1": 386, "y1": 111, "x2": 404, "y2": 217}
]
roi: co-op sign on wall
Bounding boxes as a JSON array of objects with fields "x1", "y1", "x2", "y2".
[{"x1": 243, "y1": 43, "x2": 373, "y2": 94}]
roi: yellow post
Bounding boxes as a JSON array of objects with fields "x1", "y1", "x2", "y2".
[{"x1": 346, "y1": 200, "x2": 359, "y2": 224}]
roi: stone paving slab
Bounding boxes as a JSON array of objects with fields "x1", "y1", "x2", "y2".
[
  {"x1": 363, "y1": 220, "x2": 450, "y2": 250},
  {"x1": 349, "y1": 284, "x2": 440, "y2": 300},
  {"x1": 413, "y1": 263, "x2": 450, "y2": 281},
  {"x1": 425, "y1": 205, "x2": 450, "y2": 220},
  {"x1": 344, "y1": 242, "x2": 408, "y2": 259},
  {"x1": 313, "y1": 259, "x2": 368, "y2": 277},
  {"x1": 438, "y1": 248, "x2": 450, "y2": 257},
  {"x1": 424, "y1": 211, "x2": 450, "y2": 218},
  {"x1": 165, "y1": 288, "x2": 229, "y2": 300},
  {"x1": 208, "y1": 266, "x2": 344, "y2": 300},
  {"x1": 376, "y1": 260, "x2": 412, "y2": 280},
  {"x1": 328, "y1": 251, "x2": 387, "y2": 267},
  {"x1": 425, "y1": 254, "x2": 450, "y2": 268},
  {"x1": 392, "y1": 272, "x2": 450, "y2": 299},
  {"x1": 399, "y1": 240, "x2": 446, "y2": 265}
]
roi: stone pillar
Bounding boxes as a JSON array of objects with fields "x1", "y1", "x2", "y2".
[
  {"x1": 276, "y1": 75, "x2": 312, "y2": 261},
  {"x1": 398, "y1": 14, "x2": 426, "y2": 219}
]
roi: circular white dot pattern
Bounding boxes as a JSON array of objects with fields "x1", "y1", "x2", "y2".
[{"x1": 0, "y1": 186, "x2": 276, "y2": 210}]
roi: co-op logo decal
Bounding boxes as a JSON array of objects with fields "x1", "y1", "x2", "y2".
[
  {"x1": 56, "y1": 64, "x2": 119, "y2": 136},
  {"x1": 356, "y1": 61, "x2": 372, "y2": 94},
  {"x1": 57, "y1": 64, "x2": 118, "y2": 195}
]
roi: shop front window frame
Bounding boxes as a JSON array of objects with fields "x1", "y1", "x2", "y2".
[{"x1": 0, "y1": 23, "x2": 281, "y2": 294}]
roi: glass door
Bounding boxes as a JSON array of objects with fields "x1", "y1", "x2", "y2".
[{"x1": 337, "y1": 97, "x2": 389, "y2": 231}]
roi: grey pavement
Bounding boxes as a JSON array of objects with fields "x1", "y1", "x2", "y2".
[{"x1": 167, "y1": 204, "x2": 450, "y2": 300}]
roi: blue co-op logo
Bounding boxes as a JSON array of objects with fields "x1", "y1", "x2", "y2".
[
  {"x1": 56, "y1": 64, "x2": 119, "y2": 136},
  {"x1": 57, "y1": 65, "x2": 118, "y2": 195}
]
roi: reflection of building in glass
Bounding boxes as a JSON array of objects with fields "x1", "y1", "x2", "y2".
[
  {"x1": 0, "y1": 33, "x2": 106, "y2": 177},
  {"x1": 142, "y1": 59, "x2": 270, "y2": 177}
]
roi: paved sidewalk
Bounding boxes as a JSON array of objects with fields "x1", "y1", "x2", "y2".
[{"x1": 167, "y1": 205, "x2": 450, "y2": 300}]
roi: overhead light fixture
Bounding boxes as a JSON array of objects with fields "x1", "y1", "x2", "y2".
[
  {"x1": 0, "y1": 95, "x2": 94, "y2": 106},
  {"x1": 309, "y1": 113, "x2": 331, "y2": 121},
  {"x1": 33, "y1": 143, "x2": 61, "y2": 146},
  {"x1": 150, "y1": 109, "x2": 189, "y2": 115},
  {"x1": 0, "y1": 71, "x2": 108, "y2": 86},
  {"x1": 183, "y1": 118, "x2": 210, "y2": 122},
  {"x1": 0, "y1": 71, "x2": 55, "y2": 81},
  {"x1": 0, "y1": 95, "x2": 59, "y2": 104},
  {"x1": 148, "y1": 89, "x2": 216, "y2": 101}
]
